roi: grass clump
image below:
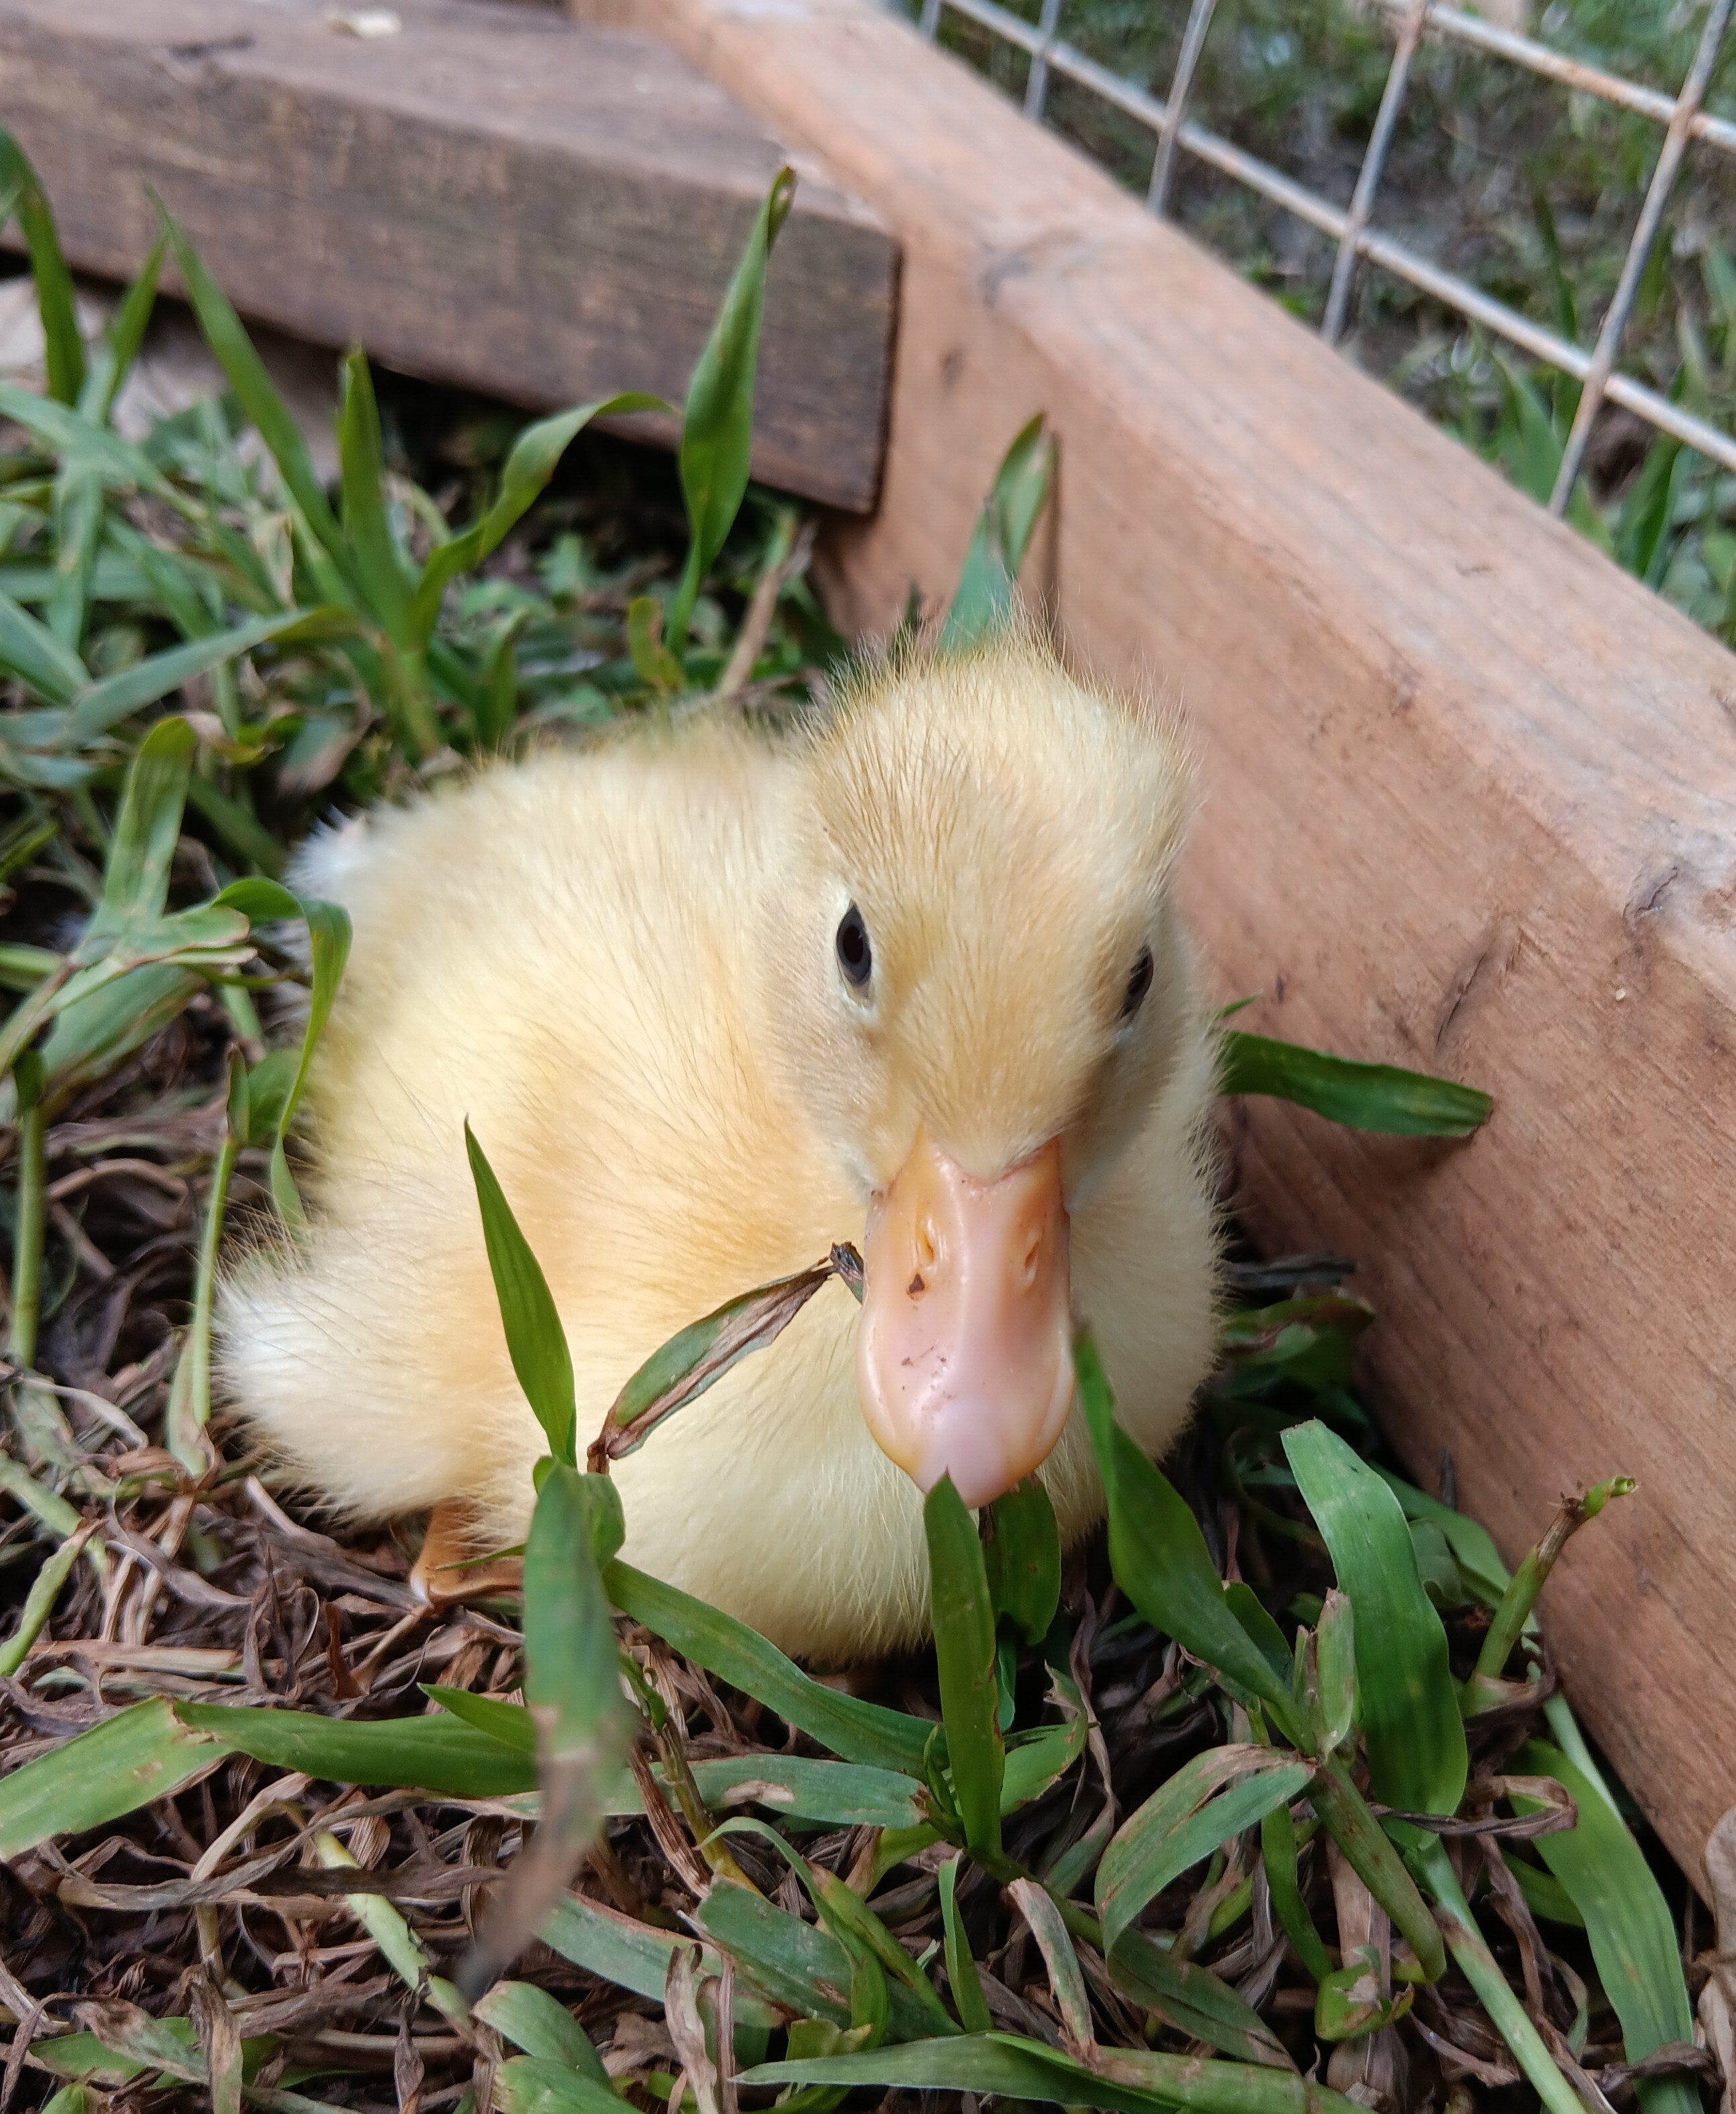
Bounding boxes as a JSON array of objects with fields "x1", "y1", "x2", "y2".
[{"x1": 0, "y1": 131, "x2": 1713, "y2": 2114}]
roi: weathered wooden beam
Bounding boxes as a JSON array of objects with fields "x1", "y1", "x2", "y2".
[
  {"x1": 599, "y1": 0, "x2": 1736, "y2": 1877},
  {"x1": 0, "y1": 0, "x2": 895, "y2": 511}
]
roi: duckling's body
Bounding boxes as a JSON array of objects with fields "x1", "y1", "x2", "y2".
[{"x1": 220, "y1": 644, "x2": 1220, "y2": 1661}]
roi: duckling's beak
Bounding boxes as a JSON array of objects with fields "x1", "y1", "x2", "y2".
[{"x1": 856, "y1": 1127, "x2": 1073, "y2": 1509}]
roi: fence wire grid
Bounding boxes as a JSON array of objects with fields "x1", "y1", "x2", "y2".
[{"x1": 906, "y1": 0, "x2": 1736, "y2": 565}]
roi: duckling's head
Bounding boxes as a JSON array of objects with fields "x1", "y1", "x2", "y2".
[{"x1": 770, "y1": 637, "x2": 1205, "y2": 1510}]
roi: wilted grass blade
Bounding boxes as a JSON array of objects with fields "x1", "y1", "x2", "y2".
[
  {"x1": 1511, "y1": 1740, "x2": 1697, "y2": 2114},
  {"x1": 941, "y1": 414, "x2": 1054, "y2": 652},
  {"x1": 0, "y1": 1698, "x2": 222, "y2": 1857},
  {"x1": 1305, "y1": 1762, "x2": 1446, "y2": 1982},
  {"x1": 985, "y1": 1476, "x2": 1061, "y2": 1645},
  {"x1": 1221, "y1": 1031, "x2": 1491, "y2": 1137},
  {"x1": 461, "y1": 1463, "x2": 630, "y2": 1995},
  {"x1": 1463, "y1": 1479, "x2": 1634, "y2": 1712},
  {"x1": 924, "y1": 1474, "x2": 1003, "y2": 1861},
  {"x1": 1096, "y1": 1748, "x2": 1314, "y2": 1956},
  {"x1": 592, "y1": 1250, "x2": 855, "y2": 1467},
  {"x1": 604, "y1": 1560, "x2": 931, "y2": 1774},
  {"x1": 1008, "y1": 1879, "x2": 1095, "y2": 2055},
  {"x1": 665, "y1": 168, "x2": 796, "y2": 655},
  {"x1": 0, "y1": 1516, "x2": 98, "y2": 1677},
  {"x1": 745, "y1": 2030, "x2": 1366, "y2": 2114},
  {"x1": 1076, "y1": 1334, "x2": 1308, "y2": 1747},
  {"x1": 475, "y1": 1982, "x2": 610, "y2": 2078},
  {"x1": 465, "y1": 1123, "x2": 578, "y2": 1465},
  {"x1": 410, "y1": 392, "x2": 667, "y2": 641},
  {"x1": 0, "y1": 130, "x2": 86, "y2": 406},
  {"x1": 1283, "y1": 1421, "x2": 1466, "y2": 1818}
]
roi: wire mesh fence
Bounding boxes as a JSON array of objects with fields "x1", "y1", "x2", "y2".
[{"x1": 905, "y1": 0, "x2": 1736, "y2": 636}]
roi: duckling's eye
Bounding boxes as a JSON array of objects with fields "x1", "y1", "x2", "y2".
[
  {"x1": 836, "y1": 904, "x2": 873, "y2": 990},
  {"x1": 1120, "y1": 945, "x2": 1154, "y2": 1022}
]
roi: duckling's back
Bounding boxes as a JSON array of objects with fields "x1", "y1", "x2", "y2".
[{"x1": 219, "y1": 724, "x2": 862, "y2": 1560}]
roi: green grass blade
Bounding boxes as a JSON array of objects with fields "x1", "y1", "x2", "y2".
[
  {"x1": 0, "y1": 381, "x2": 176, "y2": 499},
  {"x1": 266, "y1": 897, "x2": 350, "y2": 1231},
  {"x1": 410, "y1": 392, "x2": 666, "y2": 642},
  {"x1": 174, "y1": 1701, "x2": 536, "y2": 1794},
  {"x1": 941, "y1": 414, "x2": 1054, "y2": 652},
  {"x1": 0, "y1": 582, "x2": 88, "y2": 704},
  {"x1": 1511, "y1": 1740, "x2": 1697, "y2": 2114},
  {"x1": 80, "y1": 233, "x2": 165, "y2": 425},
  {"x1": 0, "y1": 1697, "x2": 221, "y2": 1856},
  {"x1": 664, "y1": 169, "x2": 795, "y2": 655},
  {"x1": 1259, "y1": 1806, "x2": 1334, "y2": 1984},
  {"x1": 924, "y1": 1474, "x2": 1004, "y2": 1861},
  {"x1": 1096, "y1": 1748, "x2": 1314, "y2": 1956},
  {"x1": 1106, "y1": 1929, "x2": 1295, "y2": 2068},
  {"x1": 0, "y1": 130, "x2": 86, "y2": 406},
  {"x1": 939, "y1": 1855, "x2": 993, "y2": 2033},
  {"x1": 1283, "y1": 1421, "x2": 1466, "y2": 1817},
  {"x1": 465, "y1": 1122, "x2": 578, "y2": 1465},
  {"x1": 424, "y1": 1685, "x2": 538, "y2": 1755},
  {"x1": 495, "y1": 2057, "x2": 626, "y2": 2114},
  {"x1": 524, "y1": 1462, "x2": 628, "y2": 1797},
  {"x1": 1220, "y1": 1031, "x2": 1491, "y2": 1137},
  {"x1": 1076, "y1": 1334, "x2": 1308, "y2": 1745},
  {"x1": 90, "y1": 715, "x2": 195, "y2": 934},
  {"x1": 604, "y1": 1559, "x2": 932, "y2": 1774},
  {"x1": 745, "y1": 2030, "x2": 1365, "y2": 2114},
  {"x1": 475, "y1": 1984, "x2": 610, "y2": 2079},
  {"x1": 68, "y1": 606, "x2": 354, "y2": 741},
  {"x1": 336, "y1": 348, "x2": 414, "y2": 642},
  {"x1": 158, "y1": 204, "x2": 348, "y2": 568},
  {"x1": 539, "y1": 1892, "x2": 780, "y2": 2028},
  {"x1": 45, "y1": 467, "x2": 103, "y2": 651},
  {"x1": 984, "y1": 1476, "x2": 1061, "y2": 1645}
]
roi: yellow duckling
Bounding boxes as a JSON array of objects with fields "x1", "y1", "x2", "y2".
[{"x1": 219, "y1": 639, "x2": 1220, "y2": 1661}]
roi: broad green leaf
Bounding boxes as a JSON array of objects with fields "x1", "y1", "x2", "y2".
[
  {"x1": 1076, "y1": 1334, "x2": 1307, "y2": 1746},
  {"x1": 474, "y1": 1984, "x2": 609, "y2": 2079},
  {"x1": 539, "y1": 1891, "x2": 780, "y2": 2030},
  {"x1": 696, "y1": 1880, "x2": 852, "y2": 2026},
  {"x1": 1220, "y1": 1031, "x2": 1491, "y2": 1137},
  {"x1": 410, "y1": 392, "x2": 668, "y2": 641},
  {"x1": 1283, "y1": 1421, "x2": 1466, "y2": 1818},
  {"x1": 1097, "y1": 1747, "x2": 1314, "y2": 1954},
  {"x1": 1306, "y1": 1589, "x2": 1356, "y2": 1755},
  {"x1": 604, "y1": 1559, "x2": 932, "y2": 1774},
  {"x1": 664, "y1": 168, "x2": 795, "y2": 653},
  {"x1": 941, "y1": 414, "x2": 1054, "y2": 652},
  {"x1": 745, "y1": 2030, "x2": 1366, "y2": 2114},
  {"x1": 0, "y1": 1698, "x2": 221, "y2": 1856},
  {"x1": 160, "y1": 206, "x2": 348, "y2": 570},
  {"x1": 175, "y1": 1701, "x2": 537, "y2": 1795},
  {"x1": 466, "y1": 1123, "x2": 577, "y2": 1464},
  {"x1": 1109, "y1": 1925, "x2": 1295, "y2": 2068},
  {"x1": 939, "y1": 1856, "x2": 991, "y2": 2034},
  {"x1": 0, "y1": 130, "x2": 86, "y2": 405},
  {"x1": 1375, "y1": 1469, "x2": 1512, "y2": 1610},
  {"x1": 494, "y1": 2057, "x2": 625, "y2": 2114},
  {"x1": 924, "y1": 1474, "x2": 1003, "y2": 1860},
  {"x1": 68, "y1": 607, "x2": 352, "y2": 741},
  {"x1": 985, "y1": 1476, "x2": 1062, "y2": 1645},
  {"x1": 0, "y1": 582, "x2": 88, "y2": 703},
  {"x1": 1512, "y1": 1741, "x2": 1697, "y2": 2114},
  {"x1": 1000, "y1": 1710, "x2": 1088, "y2": 1810}
]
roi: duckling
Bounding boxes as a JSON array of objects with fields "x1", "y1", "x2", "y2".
[{"x1": 218, "y1": 639, "x2": 1221, "y2": 1661}]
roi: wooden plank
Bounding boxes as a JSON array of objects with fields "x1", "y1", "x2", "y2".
[
  {"x1": 0, "y1": 0, "x2": 895, "y2": 511},
  {"x1": 602, "y1": 0, "x2": 1736, "y2": 1877}
]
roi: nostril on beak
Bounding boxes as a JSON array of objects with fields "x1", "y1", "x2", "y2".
[
  {"x1": 915, "y1": 1216, "x2": 938, "y2": 1272},
  {"x1": 1017, "y1": 1222, "x2": 1043, "y2": 1291}
]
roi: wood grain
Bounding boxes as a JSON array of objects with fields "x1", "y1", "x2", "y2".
[
  {"x1": 0, "y1": 0, "x2": 896, "y2": 509},
  {"x1": 600, "y1": 0, "x2": 1736, "y2": 1878}
]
